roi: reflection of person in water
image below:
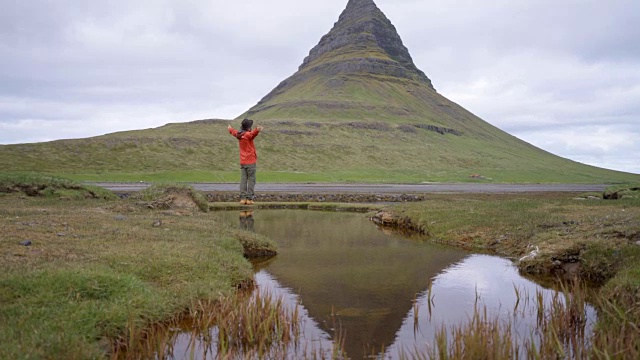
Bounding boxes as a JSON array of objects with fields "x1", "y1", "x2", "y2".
[{"x1": 239, "y1": 211, "x2": 255, "y2": 232}]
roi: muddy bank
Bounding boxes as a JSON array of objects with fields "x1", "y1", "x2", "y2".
[{"x1": 370, "y1": 210, "x2": 427, "y2": 235}]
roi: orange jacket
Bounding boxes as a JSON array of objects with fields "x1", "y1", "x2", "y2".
[{"x1": 229, "y1": 126, "x2": 261, "y2": 165}]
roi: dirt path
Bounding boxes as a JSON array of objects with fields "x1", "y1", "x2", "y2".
[{"x1": 88, "y1": 182, "x2": 608, "y2": 194}]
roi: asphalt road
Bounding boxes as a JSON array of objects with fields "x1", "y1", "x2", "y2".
[{"x1": 88, "y1": 182, "x2": 608, "y2": 194}]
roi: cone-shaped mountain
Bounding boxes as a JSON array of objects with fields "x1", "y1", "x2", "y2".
[
  {"x1": 250, "y1": 0, "x2": 433, "y2": 117},
  {"x1": 242, "y1": 0, "x2": 514, "y2": 140},
  {"x1": 231, "y1": 0, "x2": 637, "y2": 183}
]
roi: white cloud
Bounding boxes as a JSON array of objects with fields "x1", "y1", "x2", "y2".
[
  {"x1": 516, "y1": 126, "x2": 640, "y2": 174},
  {"x1": 0, "y1": 0, "x2": 639, "y2": 174},
  {"x1": 428, "y1": 47, "x2": 640, "y2": 174}
]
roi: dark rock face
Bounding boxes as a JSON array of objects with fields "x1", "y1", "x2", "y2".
[
  {"x1": 414, "y1": 124, "x2": 462, "y2": 136},
  {"x1": 300, "y1": 0, "x2": 432, "y2": 86}
]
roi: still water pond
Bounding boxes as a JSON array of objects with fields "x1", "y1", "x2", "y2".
[{"x1": 173, "y1": 210, "x2": 595, "y2": 359}]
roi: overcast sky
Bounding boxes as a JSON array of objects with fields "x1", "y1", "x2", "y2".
[{"x1": 1, "y1": 0, "x2": 638, "y2": 174}]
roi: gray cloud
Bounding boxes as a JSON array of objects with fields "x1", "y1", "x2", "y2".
[{"x1": 0, "y1": 0, "x2": 638, "y2": 174}]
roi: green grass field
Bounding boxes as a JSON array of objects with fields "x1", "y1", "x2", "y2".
[{"x1": 1, "y1": 120, "x2": 638, "y2": 184}]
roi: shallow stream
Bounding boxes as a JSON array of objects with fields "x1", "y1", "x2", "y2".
[{"x1": 170, "y1": 210, "x2": 595, "y2": 359}]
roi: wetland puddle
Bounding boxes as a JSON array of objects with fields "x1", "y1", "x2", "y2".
[{"x1": 168, "y1": 210, "x2": 596, "y2": 359}]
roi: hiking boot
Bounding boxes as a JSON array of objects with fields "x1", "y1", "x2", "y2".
[{"x1": 240, "y1": 199, "x2": 247, "y2": 205}]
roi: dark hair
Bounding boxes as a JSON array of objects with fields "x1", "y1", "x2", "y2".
[
  {"x1": 241, "y1": 118, "x2": 254, "y2": 131},
  {"x1": 236, "y1": 119, "x2": 254, "y2": 140}
]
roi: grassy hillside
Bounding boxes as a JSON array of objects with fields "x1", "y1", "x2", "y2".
[{"x1": 0, "y1": 118, "x2": 637, "y2": 183}]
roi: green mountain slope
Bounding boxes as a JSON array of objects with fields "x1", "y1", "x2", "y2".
[
  {"x1": 0, "y1": 118, "x2": 637, "y2": 183},
  {"x1": 0, "y1": 0, "x2": 638, "y2": 184}
]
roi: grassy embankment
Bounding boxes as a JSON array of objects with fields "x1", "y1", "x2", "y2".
[
  {"x1": 0, "y1": 174, "x2": 277, "y2": 359},
  {"x1": 384, "y1": 188, "x2": 640, "y2": 357},
  {"x1": 1, "y1": 119, "x2": 639, "y2": 184}
]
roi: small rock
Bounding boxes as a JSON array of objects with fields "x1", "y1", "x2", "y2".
[
  {"x1": 19, "y1": 240, "x2": 32, "y2": 246},
  {"x1": 57, "y1": 233, "x2": 66, "y2": 237},
  {"x1": 114, "y1": 215, "x2": 128, "y2": 221},
  {"x1": 552, "y1": 260, "x2": 562, "y2": 267},
  {"x1": 152, "y1": 220, "x2": 162, "y2": 227},
  {"x1": 635, "y1": 241, "x2": 640, "y2": 246},
  {"x1": 587, "y1": 196, "x2": 601, "y2": 200},
  {"x1": 492, "y1": 235, "x2": 506, "y2": 246}
]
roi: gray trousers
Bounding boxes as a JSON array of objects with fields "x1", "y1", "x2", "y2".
[{"x1": 240, "y1": 163, "x2": 256, "y2": 200}]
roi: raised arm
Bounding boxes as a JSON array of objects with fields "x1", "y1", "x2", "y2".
[
  {"x1": 228, "y1": 124, "x2": 238, "y2": 137},
  {"x1": 246, "y1": 126, "x2": 263, "y2": 140}
]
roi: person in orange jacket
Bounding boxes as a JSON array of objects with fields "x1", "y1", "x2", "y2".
[{"x1": 228, "y1": 119, "x2": 263, "y2": 205}]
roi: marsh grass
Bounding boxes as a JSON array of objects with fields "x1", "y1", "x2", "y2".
[
  {"x1": 117, "y1": 289, "x2": 351, "y2": 360},
  {"x1": 125, "y1": 279, "x2": 636, "y2": 359},
  {"x1": 399, "y1": 282, "x2": 592, "y2": 359},
  {"x1": 414, "y1": 283, "x2": 638, "y2": 359},
  {"x1": 0, "y1": 194, "x2": 276, "y2": 359},
  {"x1": 114, "y1": 290, "x2": 301, "y2": 359}
]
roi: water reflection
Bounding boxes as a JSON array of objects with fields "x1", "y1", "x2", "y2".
[
  {"x1": 227, "y1": 210, "x2": 470, "y2": 358},
  {"x1": 168, "y1": 210, "x2": 596, "y2": 359},
  {"x1": 254, "y1": 271, "x2": 335, "y2": 358},
  {"x1": 239, "y1": 210, "x2": 255, "y2": 232},
  {"x1": 384, "y1": 254, "x2": 597, "y2": 357}
]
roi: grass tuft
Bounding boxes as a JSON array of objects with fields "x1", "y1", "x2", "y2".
[
  {"x1": 0, "y1": 172, "x2": 117, "y2": 200},
  {"x1": 233, "y1": 229, "x2": 278, "y2": 258}
]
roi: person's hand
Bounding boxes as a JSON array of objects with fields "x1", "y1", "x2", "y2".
[
  {"x1": 257, "y1": 126, "x2": 264, "y2": 131},
  {"x1": 227, "y1": 124, "x2": 232, "y2": 130}
]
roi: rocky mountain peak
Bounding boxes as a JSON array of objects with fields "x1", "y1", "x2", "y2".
[
  {"x1": 342, "y1": 0, "x2": 378, "y2": 17},
  {"x1": 298, "y1": 0, "x2": 433, "y2": 88},
  {"x1": 244, "y1": 0, "x2": 438, "y2": 117}
]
